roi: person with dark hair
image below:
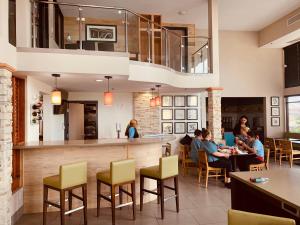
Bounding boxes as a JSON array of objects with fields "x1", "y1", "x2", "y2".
[
  {"x1": 233, "y1": 115, "x2": 250, "y2": 136},
  {"x1": 201, "y1": 129, "x2": 232, "y2": 187},
  {"x1": 190, "y1": 129, "x2": 203, "y2": 164},
  {"x1": 125, "y1": 119, "x2": 139, "y2": 138},
  {"x1": 238, "y1": 131, "x2": 264, "y2": 171}
]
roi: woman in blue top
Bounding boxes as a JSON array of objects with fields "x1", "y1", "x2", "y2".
[
  {"x1": 190, "y1": 129, "x2": 203, "y2": 164},
  {"x1": 125, "y1": 119, "x2": 139, "y2": 138},
  {"x1": 201, "y1": 129, "x2": 232, "y2": 187}
]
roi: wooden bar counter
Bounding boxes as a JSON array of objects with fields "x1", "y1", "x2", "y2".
[{"x1": 14, "y1": 136, "x2": 175, "y2": 213}]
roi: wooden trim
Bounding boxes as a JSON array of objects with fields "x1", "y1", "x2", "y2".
[
  {"x1": 206, "y1": 87, "x2": 224, "y2": 92},
  {"x1": 0, "y1": 63, "x2": 16, "y2": 72}
]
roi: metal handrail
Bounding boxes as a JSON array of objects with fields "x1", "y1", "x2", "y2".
[{"x1": 192, "y1": 42, "x2": 209, "y2": 56}]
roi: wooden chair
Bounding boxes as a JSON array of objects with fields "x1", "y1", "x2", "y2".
[
  {"x1": 180, "y1": 144, "x2": 196, "y2": 175},
  {"x1": 249, "y1": 148, "x2": 270, "y2": 171},
  {"x1": 264, "y1": 138, "x2": 280, "y2": 162},
  {"x1": 278, "y1": 140, "x2": 300, "y2": 168},
  {"x1": 198, "y1": 150, "x2": 226, "y2": 188}
]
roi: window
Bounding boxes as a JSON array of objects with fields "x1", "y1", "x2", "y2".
[
  {"x1": 286, "y1": 96, "x2": 300, "y2": 133},
  {"x1": 9, "y1": 0, "x2": 16, "y2": 46}
]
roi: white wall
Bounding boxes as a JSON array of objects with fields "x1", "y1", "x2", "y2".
[{"x1": 68, "y1": 92, "x2": 133, "y2": 138}]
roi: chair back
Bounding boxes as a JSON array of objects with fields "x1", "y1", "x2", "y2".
[
  {"x1": 264, "y1": 138, "x2": 276, "y2": 150},
  {"x1": 198, "y1": 150, "x2": 208, "y2": 169},
  {"x1": 224, "y1": 132, "x2": 235, "y2": 147},
  {"x1": 180, "y1": 144, "x2": 190, "y2": 160},
  {"x1": 160, "y1": 155, "x2": 178, "y2": 179},
  {"x1": 111, "y1": 159, "x2": 135, "y2": 185},
  {"x1": 228, "y1": 209, "x2": 295, "y2": 225},
  {"x1": 278, "y1": 140, "x2": 293, "y2": 153},
  {"x1": 60, "y1": 161, "x2": 87, "y2": 189}
]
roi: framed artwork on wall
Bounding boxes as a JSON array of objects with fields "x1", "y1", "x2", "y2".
[
  {"x1": 161, "y1": 109, "x2": 173, "y2": 120},
  {"x1": 161, "y1": 96, "x2": 173, "y2": 107},
  {"x1": 162, "y1": 122, "x2": 173, "y2": 134},
  {"x1": 174, "y1": 96, "x2": 185, "y2": 107},
  {"x1": 187, "y1": 122, "x2": 198, "y2": 133},
  {"x1": 271, "y1": 96, "x2": 280, "y2": 106},
  {"x1": 85, "y1": 24, "x2": 117, "y2": 42},
  {"x1": 187, "y1": 109, "x2": 198, "y2": 120},
  {"x1": 271, "y1": 117, "x2": 280, "y2": 127},
  {"x1": 174, "y1": 109, "x2": 185, "y2": 120},
  {"x1": 174, "y1": 122, "x2": 186, "y2": 134},
  {"x1": 187, "y1": 95, "x2": 198, "y2": 107},
  {"x1": 271, "y1": 107, "x2": 280, "y2": 116}
]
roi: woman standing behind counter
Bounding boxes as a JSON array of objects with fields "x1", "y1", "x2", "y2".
[{"x1": 125, "y1": 119, "x2": 139, "y2": 138}]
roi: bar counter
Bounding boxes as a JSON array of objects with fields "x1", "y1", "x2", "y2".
[{"x1": 14, "y1": 135, "x2": 175, "y2": 213}]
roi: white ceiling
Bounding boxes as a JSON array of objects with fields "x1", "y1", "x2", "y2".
[{"x1": 58, "y1": 0, "x2": 300, "y2": 31}]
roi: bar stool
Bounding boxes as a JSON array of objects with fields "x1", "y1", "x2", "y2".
[
  {"x1": 96, "y1": 159, "x2": 136, "y2": 225},
  {"x1": 140, "y1": 155, "x2": 179, "y2": 219},
  {"x1": 43, "y1": 161, "x2": 88, "y2": 225}
]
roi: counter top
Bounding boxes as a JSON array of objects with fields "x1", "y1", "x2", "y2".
[
  {"x1": 231, "y1": 168, "x2": 300, "y2": 210},
  {"x1": 13, "y1": 135, "x2": 176, "y2": 149}
]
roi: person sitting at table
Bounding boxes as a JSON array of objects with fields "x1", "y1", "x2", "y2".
[
  {"x1": 190, "y1": 129, "x2": 203, "y2": 164},
  {"x1": 125, "y1": 119, "x2": 139, "y2": 138},
  {"x1": 238, "y1": 131, "x2": 264, "y2": 171},
  {"x1": 233, "y1": 115, "x2": 250, "y2": 136},
  {"x1": 235, "y1": 127, "x2": 249, "y2": 147},
  {"x1": 201, "y1": 129, "x2": 232, "y2": 187}
]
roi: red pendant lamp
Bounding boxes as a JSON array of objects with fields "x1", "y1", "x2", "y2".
[
  {"x1": 150, "y1": 88, "x2": 156, "y2": 107},
  {"x1": 104, "y1": 76, "x2": 113, "y2": 106},
  {"x1": 155, "y1": 84, "x2": 161, "y2": 106}
]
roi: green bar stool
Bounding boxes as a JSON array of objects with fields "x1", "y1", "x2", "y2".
[
  {"x1": 43, "y1": 161, "x2": 88, "y2": 225},
  {"x1": 96, "y1": 159, "x2": 136, "y2": 225},
  {"x1": 140, "y1": 155, "x2": 179, "y2": 219}
]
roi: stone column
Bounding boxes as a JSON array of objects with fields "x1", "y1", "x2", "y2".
[
  {"x1": 207, "y1": 87, "x2": 223, "y2": 142},
  {"x1": 0, "y1": 68, "x2": 13, "y2": 225}
]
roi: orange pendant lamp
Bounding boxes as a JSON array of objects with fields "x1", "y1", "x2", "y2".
[
  {"x1": 104, "y1": 76, "x2": 113, "y2": 106},
  {"x1": 155, "y1": 84, "x2": 161, "y2": 106},
  {"x1": 150, "y1": 88, "x2": 156, "y2": 107},
  {"x1": 51, "y1": 74, "x2": 62, "y2": 105}
]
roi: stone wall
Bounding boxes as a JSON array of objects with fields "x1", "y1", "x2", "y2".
[
  {"x1": 133, "y1": 92, "x2": 160, "y2": 134},
  {"x1": 0, "y1": 69, "x2": 13, "y2": 225},
  {"x1": 207, "y1": 88, "x2": 222, "y2": 142}
]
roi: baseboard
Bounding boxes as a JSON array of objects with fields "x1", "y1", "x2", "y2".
[{"x1": 11, "y1": 206, "x2": 23, "y2": 225}]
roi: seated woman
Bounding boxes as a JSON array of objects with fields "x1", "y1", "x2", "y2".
[
  {"x1": 201, "y1": 129, "x2": 232, "y2": 187},
  {"x1": 238, "y1": 131, "x2": 264, "y2": 171},
  {"x1": 190, "y1": 129, "x2": 203, "y2": 164},
  {"x1": 125, "y1": 119, "x2": 139, "y2": 138}
]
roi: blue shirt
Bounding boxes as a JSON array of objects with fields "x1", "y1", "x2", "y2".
[
  {"x1": 190, "y1": 138, "x2": 203, "y2": 164},
  {"x1": 129, "y1": 127, "x2": 135, "y2": 138},
  {"x1": 251, "y1": 139, "x2": 264, "y2": 160},
  {"x1": 202, "y1": 140, "x2": 219, "y2": 162}
]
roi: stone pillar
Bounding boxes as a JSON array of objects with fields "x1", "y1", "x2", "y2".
[
  {"x1": 207, "y1": 87, "x2": 223, "y2": 142},
  {"x1": 0, "y1": 68, "x2": 13, "y2": 225}
]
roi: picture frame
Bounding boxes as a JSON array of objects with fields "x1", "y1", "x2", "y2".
[
  {"x1": 271, "y1": 117, "x2": 280, "y2": 127},
  {"x1": 174, "y1": 96, "x2": 185, "y2": 107},
  {"x1": 174, "y1": 109, "x2": 185, "y2": 120},
  {"x1": 162, "y1": 122, "x2": 173, "y2": 134},
  {"x1": 271, "y1": 96, "x2": 280, "y2": 106},
  {"x1": 85, "y1": 24, "x2": 117, "y2": 42},
  {"x1": 161, "y1": 109, "x2": 173, "y2": 120},
  {"x1": 271, "y1": 107, "x2": 280, "y2": 116},
  {"x1": 161, "y1": 96, "x2": 173, "y2": 107},
  {"x1": 174, "y1": 122, "x2": 186, "y2": 134},
  {"x1": 186, "y1": 109, "x2": 198, "y2": 120},
  {"x1": 187, "y1": 122, "x2": 198, "y2": 133},
  {"x1": 187, "y1": 95, "x2": 198, "y2": 107}
]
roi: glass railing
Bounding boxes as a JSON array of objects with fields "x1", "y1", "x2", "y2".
[{"x1": 31, "y1": 1, "x2": 210, "y2": 74}]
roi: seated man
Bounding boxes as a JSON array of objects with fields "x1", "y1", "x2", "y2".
[
  {"x1": 201, "y1": 129, "x2": 232, "y2": 187},
  {"x1": 239, "y1": 131, "x2": 264, "y2": 171},
  {"x1": 190, "y1": 129, "x2": 203, "y2": 164}
]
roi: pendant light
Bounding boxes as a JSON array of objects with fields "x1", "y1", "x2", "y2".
[
  {"x1": 155, "y1": 84, "x2": 161, "y2": 106},
  {"x1": 104, "y1": 76, "x2": 113, "y2": 106},
  {"x1": 150, "y1": 88, "x2": 156, "y2": 107},
  {"x1": 51, "y1": 74, "x2": 62, "y2": 105}
]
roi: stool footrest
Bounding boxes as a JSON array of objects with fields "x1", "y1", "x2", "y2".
[
  {"x1": 120, "y1": 188, "x2": 132, "y2": 197},
  {"x1": 45, "y1": 200, "x2": 60, "y2": 209},
  {"x1": 115, "y1": 201, "x2": 133, "y2": 209},
  {"x1": 64, "y1": 206, "x2": 84, "y2": 215},
  {"x1": 70, "y1": 193, "x2": 83, "y2": 201},
  {"x1": 164, "y1": 185, "x2": 175, "y2": 191},
  {"x1": 142, "y1": 189, "x2": 158, "y2": 196}
]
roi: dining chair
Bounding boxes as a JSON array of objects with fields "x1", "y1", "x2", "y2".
[
  {"x1": 249, "y1": 148, "x2": 270, "y2": 171},
  {"x1": 264, "y1": 137, "x2": 280, "y2": 162},
  {"x1": 198, "y1": 150, "x2": 226, "y2": 188},
  {"x1": 278, "y1": 140, "x2": 300, "y2": 168},
  {"x1": 180, "y1": 144, "x2": 196, "y2": 175}
]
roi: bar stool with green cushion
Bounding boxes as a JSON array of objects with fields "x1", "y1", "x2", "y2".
[
  {"x1": 43, "y1": 161, "x2": 88, "y2": 225},
  {"x1": 140, "y1": 155, "x2": 179, "y2": 219},
  {"x1": 96, "y1": 159, "x2": 136, "y2": 225},
  {"x1": 228, "y1": 209, "x2": 295, "y2": 225}
]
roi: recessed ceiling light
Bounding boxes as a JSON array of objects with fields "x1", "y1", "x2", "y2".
[
  {"x1": 118, "y1": 10, "x2": 122, "y2": 14},
  {"x1": 96, "y1": 79, "x2": 103, "y2": 82},
  {"x1": 178, "y1": 10, "x2": 187, "y2": 15}
]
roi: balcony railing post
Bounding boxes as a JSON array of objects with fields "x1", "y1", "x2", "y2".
[
  {"x1": 31, "y1": 0, "x2": 37, "y2": 48},
  {"x1": 165, "y1": 30, "x2": 168, "y2": 67},
  {"x1": 125, "y1": 10, "x2": 128, "y2": 53},
  {"x1": 78, "y1": 7, "x2": 83, "y2": 50},
  {"x1": 180, "y1": 37, "x2": 183, "y2": 72},
  {"x1": 147, "y1": 21, "x2": 151, "y2": 63}
]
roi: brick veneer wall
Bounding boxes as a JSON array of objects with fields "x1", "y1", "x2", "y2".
[
  {"x1": 207, "y1": 88, "x2": 222, "y2": 142},
  {"x1": 0, "y1": 69, "x2": 13, "y2": 225},
  {"x1": 133, "y1": 92, "x2": 160, "y2": 134}
]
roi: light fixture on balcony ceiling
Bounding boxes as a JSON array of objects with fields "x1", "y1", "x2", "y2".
[
  {"x1": 51, "y1": 74, "x2": 61, "y2": 105},
  {"x1": 104, "y1": 76, "x2": 113, "y2": 106},
  {"x1": 118, "y1": 10, "x2": 122, "y2": 14},
  {"x1": 150, "y1": 88, "x2": 156, "y2": 107},
  {"x1": 155, "y1": 84, "x2": 161, "y2": 106}
]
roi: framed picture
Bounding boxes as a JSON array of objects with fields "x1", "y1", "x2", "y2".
[
  {"x1": 187, "y1": 95, "x2": 198, "y2": 107},
  {"x1": 161, "y1": 96, "x2": 173, "y2": 107},
  {"x1": 162, "y1": 122, "x2": 173, "y2": 134},
  {"x1": 174, "y1": 96, "x2": 185, "y2": 107},
  {"x1": 271, "y1": 96, "x2": 280, "y2": 106},
  {"x1": 85, "y1": 24, "x2": 117, "y2": 42},
  {"x1": 161, "y1": 109, "x2": 173, "y2": 120},
  {"x1": 174, "y1": 122, "x2": 186, "y2": 134},
  {"x1": 187, "y1": 122, "x2": 198, "y2": 133},
  {"x1": 271, "y1": 117, "x2": 280, "y2": 127},
  {"x1": 186, "y1": 109, "x2": 198, "y2": 120},
  {"x1": 271, "y1": 107, "x2": 280, "y2": 116},
  {"x1": 174, "y1": 109, "x2": 185, "y2": 120}
]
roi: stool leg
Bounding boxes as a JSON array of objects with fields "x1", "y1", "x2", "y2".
[
  {"x1": 119, "y1": 185, "x2": 123, "y2": 210},
  {"x1": 111, "y1": 185, "x2": 116, "y2": 225},
  {"x1": 43, "y1": 185, "x2": 48, "y2": 225},
  {"x1": 60, "y1": 190, "x2": 65, "y2": 225},
  {"x1": 160, "y1": 180, "x2": 165, "y2": 219},
  {"x1": 131, "y1": 182, "x2": 136, "y2": 220},
  {"x1": 140, "y1": 175, "x2": 144, "y2": 211},
  {"x1": 157, "y1": 180, "x2": 160, "y2": 204},
  {"x1": 68, "y1": 190, "x2": 72, "y2": 216},
  {"x1": 82, "y1": 184, "x2": 88, "y2": 225},
  {"x1": 174, "y1": 176, "x2": 179, "y2": 213},
  {"x1": 97, "y1": 180, "x2": 101, "y2": 217}
]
